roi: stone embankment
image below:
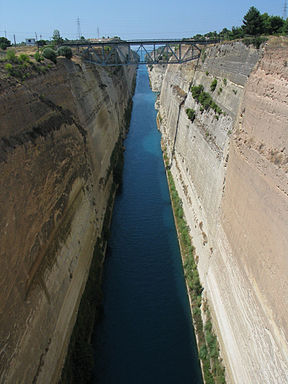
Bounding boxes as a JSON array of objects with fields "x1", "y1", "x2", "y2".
[
  {"x1": 150, "y1": 38, "x2": 288, "y2": 383},
  {"x1": 0, "y1": 55, "x2": 136, "y2": 383}
]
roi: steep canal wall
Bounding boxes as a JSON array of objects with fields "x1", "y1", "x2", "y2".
[
  {"x1": 150, "y1": 37, "x2": 288, "y2": 383},
  {"x1": 0, "y1": 54, "x2": 136, "y2": 383}
]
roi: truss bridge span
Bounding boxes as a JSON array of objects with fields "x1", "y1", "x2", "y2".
[{"x1": 62, "y1": 38, "x2": 219, "y2": 66}]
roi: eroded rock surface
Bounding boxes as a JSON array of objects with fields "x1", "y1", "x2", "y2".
[
  {"x1": 0, "y1": 57, "x2": 135, "y2": 383},
  {"x1": 150, "y1": 38, "x2": 288, "y2": 383}
]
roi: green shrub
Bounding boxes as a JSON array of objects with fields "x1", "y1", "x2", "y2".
[
  {"x1": 41, "y1": 44, "x2": 55, "y2": 51},
  {"x1": 6, "y1": 49, "x2": 18, "y2": 63},
  {"x1": 4, "y1": 62, "x2": 13, "y2": 73},
  {"x1": 191, "y1": 85, "x2": 222, "y2": 115},
  {"x1": 186, "y1": 108, "x2": 196, "y2": 122},
  {"x1": 4, "y1": 63, "x2": 25, "y2": 80},
  {"x1": 210, "y1": 78, "x2": 217, "y2": 92},
  {"x1": 42, "y1": 47, "x2": 57, "y2": 63},
  {"x1": 206, "y1": 71, "x2": 209, "y2": 76},
  {"x1": 57, "y1": 46, "x2": 73, "y2": 59},
  {"x1": 191, "y1": 84, "x2": 204, "y2": 99},
  {"x1": 18, "y1": 53, "x2": 30, "y2": 63},
  {"x1": 223, "y1": 78, "x2": 227, "y2": 86},
  {"x1": 199, "y1": 91, "x2": 212, "y2": 110},
  {"x1": 34, "y1": 52, "x2": 43, "y2": 62}
]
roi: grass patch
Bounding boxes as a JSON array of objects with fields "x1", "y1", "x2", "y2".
[
  {"x1": 163, "y1": 147, "x2": 226, "y2": 384},
  {"x1": 3, "y1": 49, "x2": 50, "y2": 80}
]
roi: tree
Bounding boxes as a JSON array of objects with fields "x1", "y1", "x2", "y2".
[
  {"x1": 37, "y1": 39, "x2": 47, "y2": 47},
  {"x1": 243, "y1": 6, "x2": 264, "y2": 35},
  {"x1": 269, "y1": 16, "x2": 284, "y2": 34},
  {"x1": 0, "y1": 37, "x2": 11, "y2": 50},
  {"x1": 205, "y1": 31, "x2": 218, "y2": 39},
  {"x1": 261, "y1": 13, "x2": 271, "y2": 34},
  {"x1": 283, "y1": 18, "x2": 288, "y2": 34},
  {"x1": 230, "y1": 26, "x2": 245, "y2": 39},
  {"x1": 262, "y1": 13, "x2": 285, "y2": 35},
  {"x1": 219, "y1": 28, "x2": 230, "y2": 40},
  {"x1": 52, "y1": 29, "x2": 63, "y2": 44},
  {"x1": 192, "y1": 33, "x2": 205, "y2": 41}
]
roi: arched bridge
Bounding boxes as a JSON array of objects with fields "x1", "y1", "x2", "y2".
[{"x1": 63, "y1": 39, "x2": 219, "y2": 66}]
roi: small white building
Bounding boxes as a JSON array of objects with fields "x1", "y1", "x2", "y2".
[{"x1": 25, "y1": 38, "x2": 36, "y2": 46}]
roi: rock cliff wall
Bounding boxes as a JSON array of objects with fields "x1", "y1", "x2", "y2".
[
  {"x1": 151, "y1": 38, "x2": 288, "y2": 383},
  {"x1": 0, "y1": 56, "x2": 135, "y2": 383},
  {"x1": 148, "y1": 63, "x2": 167, "y2": 92}
]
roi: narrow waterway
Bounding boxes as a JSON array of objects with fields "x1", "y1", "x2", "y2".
[{"x1": 94, "y1": 65, "x2": 203, "y2": 384}]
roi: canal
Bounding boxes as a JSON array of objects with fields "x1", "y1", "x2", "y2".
[{"x1": 93, "y1": 65, "x2": 203, "y2": 384}]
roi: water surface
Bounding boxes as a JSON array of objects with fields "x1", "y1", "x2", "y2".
[{"x1": 94, "y1": 65, "x2": 202, "y2": 384}]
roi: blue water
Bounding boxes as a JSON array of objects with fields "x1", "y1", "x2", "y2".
[{"x1": 94, "y1": 66, "x2": 202, "y2": 384}]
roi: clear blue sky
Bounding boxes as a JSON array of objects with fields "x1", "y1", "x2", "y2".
[{"x1": 0, "y1": 0, "x2": 285, "y2": 42}]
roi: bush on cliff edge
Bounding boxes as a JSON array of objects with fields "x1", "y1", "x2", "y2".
[
  {"x1": 57, "y1": 46, "x2": 73, "y2": 59},
  {"x1": 42, "y1": 47, "x2": 57, "y2": 63}
]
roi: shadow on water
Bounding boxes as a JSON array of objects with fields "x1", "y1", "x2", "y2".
[{"x1": 93, "y1": 65, "x2": 203, "y2": 384}]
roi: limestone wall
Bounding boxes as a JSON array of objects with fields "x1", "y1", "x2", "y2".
[
  {"x1": 0, "y1": 57, "x2": 136, "y2": 383},
  {"x1": 151, "y1": 38, "x2": 288, "y2": 383},
  {"x1": 147, "y1": 63, "x2": 167, "y2": 92}
]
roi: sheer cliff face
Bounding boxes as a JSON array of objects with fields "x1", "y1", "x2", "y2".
[
  {"x1": 151, "y1": 39, "x2": 288, "y2": 383},
  {"x1": 0, "y1": 58, "x2": 135, "y2": 383},
  {"x1": 148, "y1": 64, "x2": 167, "y2": 92}
]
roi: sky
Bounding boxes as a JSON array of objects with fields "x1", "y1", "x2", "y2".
[{"x1": 0, "y1": 0, "x2": 285, "y2": 43}]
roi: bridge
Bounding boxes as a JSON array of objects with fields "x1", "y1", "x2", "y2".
[{"x1": 63, "y1": 39, "x2": 219, "y2": 66}]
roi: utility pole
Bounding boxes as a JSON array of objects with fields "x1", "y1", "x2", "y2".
[
  {"x1": 35, "y1": 32, "x2": 39, "y2": 51},
  {"x1": 4, "y1": 30, "x2": 7, "y2": 38},
  {"x1": 77, "y1": 16, "x2": 81, "y2": 40},
  {"x1": 13, "y1": 34, "x2": 16, "y2": 46},
  {"x1": 284, "y1": 0, "x2": 287, "y2": 19},
  {"x1": 97, "y1": 26, "x2": 100, "y2": 39}
]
